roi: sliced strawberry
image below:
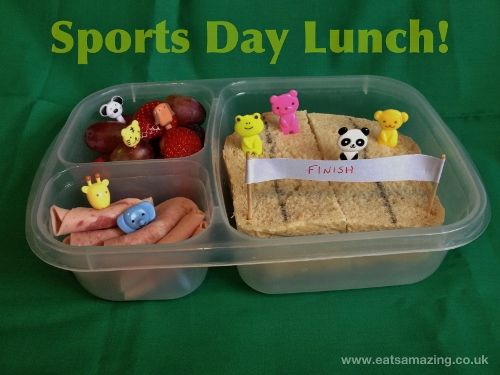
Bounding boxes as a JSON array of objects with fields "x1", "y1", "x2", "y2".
[
  {"x1": 133, "y1": 100, "x2": 165, "y2": 140},
  {"x1": 160, "y1": 127, "x2": 202, "y2": 158}
]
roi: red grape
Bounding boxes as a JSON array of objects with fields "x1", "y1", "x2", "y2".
[
  {"x1": 85, "y1": 121, "x2": 126, "y2": 154},
  {"x1": 165, "y1": 95, "x2": 206, "y2": 127},
  {"x1": 109, "y1": 141, "x2": 154, "y2": 161}
]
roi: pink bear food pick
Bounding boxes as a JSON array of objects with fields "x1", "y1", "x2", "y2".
[{"x1": 270, "y1": 89, "x2": 300, "y2": 135}]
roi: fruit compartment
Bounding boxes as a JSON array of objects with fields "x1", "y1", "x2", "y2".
[{"x1": 56, "y1": 81, "x2": 213, "y2": 166}]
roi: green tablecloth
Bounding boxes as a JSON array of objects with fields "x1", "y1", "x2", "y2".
[{"x1": 1, "y1": 1, "x2": 498, "y2": 373}]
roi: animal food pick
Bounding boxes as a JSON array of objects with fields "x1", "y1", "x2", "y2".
[
  {"x1": 234, "y1": 113, "x2": 265, "y2": 220},
  {"x1": 117, "y1": 201, "x2": 156, "y2": 233},
  {"x1": 374, "y1": 109, "x2": 409, "y2": 147},
  {"x1": 100, "y1": 96, "x2": 126, "y2": 123},
  {"x1": 337, "y1": 127, "x2": 370, "y2": 160},
  {"x1": 270, "y1": 90, "x2": 300, "y2": 134},
  {"x1": 81, "y1": 173, "x2": 110, "y2": 209},
  {"x1": 121, "y1": 120, "x2": 141, "y2": 148},
  {"x1": 153, "y1": 102, "x2": 175, "y2": 129},
  {"x1": 234, "y1": 113, "x2": 264, "y2": 156}
]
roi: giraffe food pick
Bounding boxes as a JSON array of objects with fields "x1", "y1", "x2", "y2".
[{"x1": 81, "y1": 173, "x2": 110, "y2": 209}]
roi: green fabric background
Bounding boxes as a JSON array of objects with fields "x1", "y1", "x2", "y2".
[{"x1": 1, "y1": 0, "x2": 498, "y2": 373}]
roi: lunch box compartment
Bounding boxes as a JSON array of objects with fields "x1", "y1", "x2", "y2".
[
  {"x1": 56, "y1": 82, "x2": 214, "y2": 166},
  {"x1": 74, "y1": 267, "x2": 207, "y2": 301},
  {"x1": 28, "y1": 159, "x2": 212, "y2": 300}
]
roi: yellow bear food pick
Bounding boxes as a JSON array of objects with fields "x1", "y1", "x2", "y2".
[
  {"x1": 374, "y1": 109, "x2": 409, "y2": 148},
  {"x1": 121, "y1": 120, "x2": 141, "y2": 148},
  {"x1": 234, "y1": 113, "x2": 264, "y2": 156},
  {"x1": 81, "y1": 173, "x2": 110, "y2": 209}
]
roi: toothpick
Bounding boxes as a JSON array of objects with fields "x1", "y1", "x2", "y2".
[
  {"x1": 246, "y1": 152, "x2": 253, "y2": 220},
  {"x1": 427, "y1": 154, "x2": 446, "y2": 215}
]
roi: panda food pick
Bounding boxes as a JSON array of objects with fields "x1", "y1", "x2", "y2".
[{"x1": 337, "y1": 127, "x2": 370, "y2": 160}]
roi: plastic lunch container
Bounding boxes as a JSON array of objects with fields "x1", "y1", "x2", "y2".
[{"x1": 25, "y1": 76, "x2": 490, "y2": 300}]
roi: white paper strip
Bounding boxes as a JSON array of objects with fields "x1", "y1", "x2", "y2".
[{"x1": 246, "y1": 154, "x2": 445, "y2": 184}]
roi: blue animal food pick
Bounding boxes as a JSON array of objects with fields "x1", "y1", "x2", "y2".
[{"x1": 117, "y1": 201, "x2": 156, "y2": 233}]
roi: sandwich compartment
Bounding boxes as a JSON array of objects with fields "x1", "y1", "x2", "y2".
[{"x1": 26, "y1": 76, "x2": 490, "y2": 300}]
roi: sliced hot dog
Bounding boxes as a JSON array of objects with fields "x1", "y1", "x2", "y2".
[
  {"x1": 192, "y1": 220, "x2": 208, "y2": 237},
  {"x1": 156, "y1": 211, "x2": 205, "y2": 244},
  {"x1": 64, "y1": 228, "x2": 123, "y2": 246},
  {"x1": 50, "y1": 197, "x2": 152, "y2": 236}
]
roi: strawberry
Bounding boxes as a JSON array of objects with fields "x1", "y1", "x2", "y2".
[
  {"x1": 186, "y1": 123, "x2": 205, "y2": 144},
  {"x1": 170, "y1": 115, "x2": 178, "y2": 128},
  {"x1": 133, "y1": 100, "x2": 165, "y2": 140},
  {"x1": 160, "y1": 127, "x2": 202, "y2": 158}
]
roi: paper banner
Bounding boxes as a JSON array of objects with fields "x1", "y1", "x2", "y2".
[{"x1": 246, "y1": 154, "x2": 445, "y2": 184}]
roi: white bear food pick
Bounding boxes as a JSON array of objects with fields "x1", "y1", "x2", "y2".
[{"x1": 99, "y1": 96, "x2": 125, "y2": 123}]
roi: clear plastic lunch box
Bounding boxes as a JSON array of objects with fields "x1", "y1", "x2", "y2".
[{"x1": 25, "y1": 76, "x2": 490, "y2": 300}]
